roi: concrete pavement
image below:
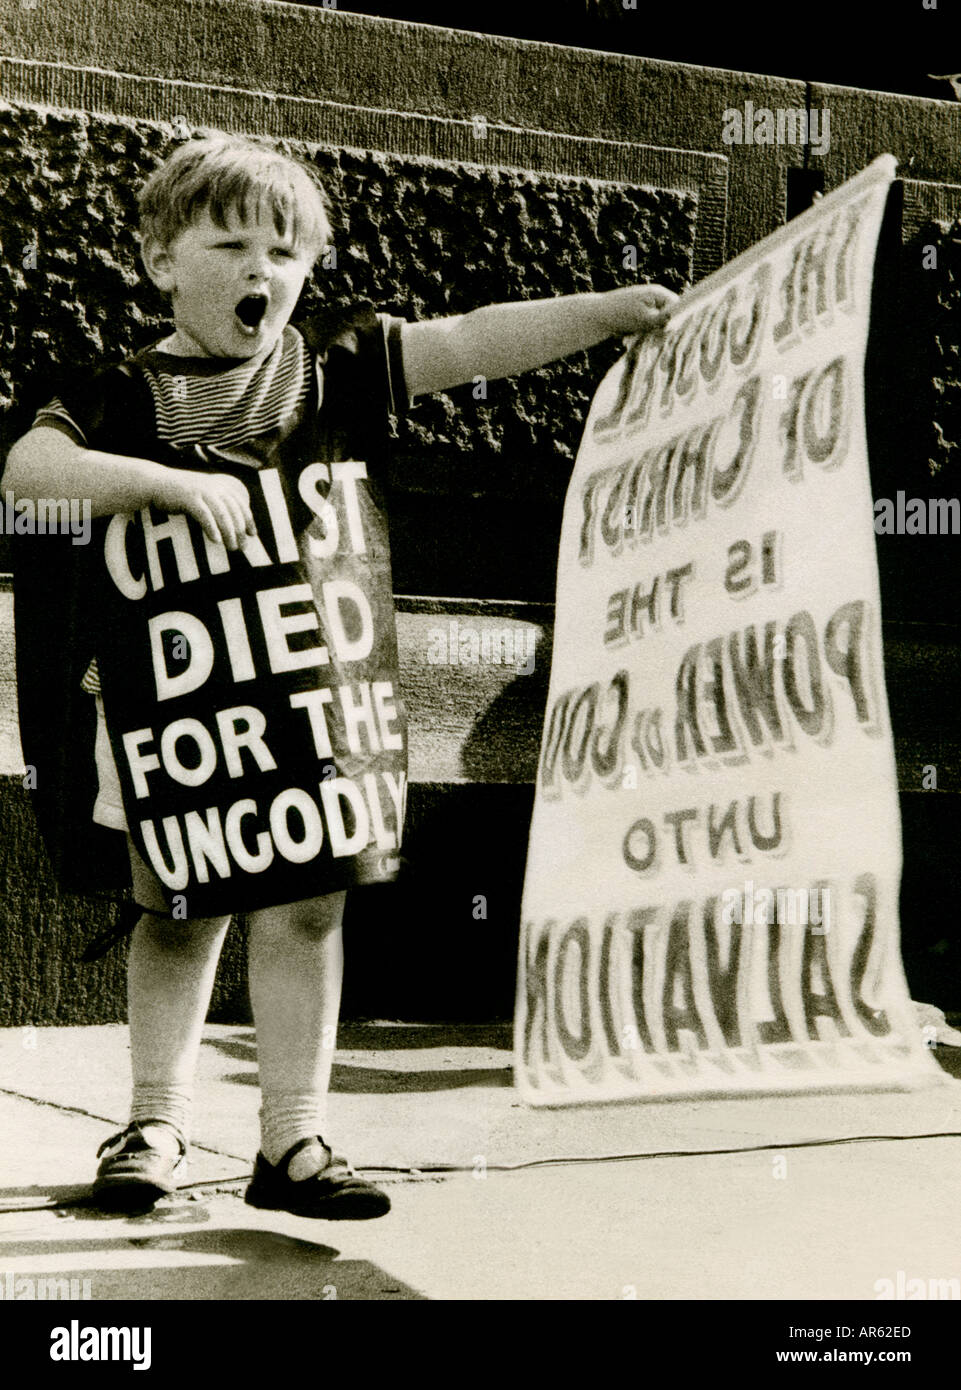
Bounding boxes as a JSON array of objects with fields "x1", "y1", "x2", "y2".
[{"x1": 2, "y1": 1023, "x2": 961, "y2": 1300}]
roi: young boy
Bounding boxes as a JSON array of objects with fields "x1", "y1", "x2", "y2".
[{"x1": 3, "y1": 135, "x2": 675, "y2": 1219}]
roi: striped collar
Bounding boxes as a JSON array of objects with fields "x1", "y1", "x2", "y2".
[{"x1": 135, "y1": 325, "x2": 312, "y2": 450}]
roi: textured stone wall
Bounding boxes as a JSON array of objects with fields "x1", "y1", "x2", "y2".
[
  {"x1": 4, "y1": 0, "x2": 960, "y2": 262},
  {"x1": 0, "y1": 102, "x2": 698, "y2": 436},
  {"x1": 0, "y1": 100, "x2": 696, "y2": 592}
]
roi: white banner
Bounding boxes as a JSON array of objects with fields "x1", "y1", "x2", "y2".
[{"x1": 515, "y1": 155, "x2": 943, "y2": 1104}]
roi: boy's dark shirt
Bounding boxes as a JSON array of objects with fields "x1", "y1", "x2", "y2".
[{"x1": 14, "y1": 305, "x2": 409, "y2": 913}]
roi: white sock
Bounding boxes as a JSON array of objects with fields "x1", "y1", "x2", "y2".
[
  {"x1": 130, "y1": 1082, "x2": 192, "y2": 1154},
  {"x1": 260, "y1": 1093, "x2": 329, "y2": 1174}
]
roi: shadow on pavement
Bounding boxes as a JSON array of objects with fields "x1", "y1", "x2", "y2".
[
  {"x1": 203, "y1": 1029, "x2": 514, "y2": 1091},
  {"x1": 332, "y1": 1064, "x2": 512, "y2": 1092},
  {"x1": 0, "y1": 1225, "x2": 428, "y2": 1299},
  {"x1": 219, "y1": 1062, "x2": 512, "y2": 1091},
  {"x1": 205, "y1": 1025, "x2": 513, "y2": 1060},
  {"x1": 0, "y1": 1185, "x2": 92, "y2": 1207},
  {"x1": 216, "y1": 1062, "x2": 512, "y2": 1091}
]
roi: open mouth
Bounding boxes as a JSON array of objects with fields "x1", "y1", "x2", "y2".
[{"x1": 235, "y1": 293, "x2": 268, "y2": 333}]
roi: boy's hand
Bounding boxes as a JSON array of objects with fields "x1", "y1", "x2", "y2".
[
  {"x1": 154, "y1": 469, "x2": 257, "y2": 551},
  {"x1": 600, "y1": 284, "x2": 679, "y2": 339}
]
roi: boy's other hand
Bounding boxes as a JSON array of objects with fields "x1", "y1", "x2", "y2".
[
  {"x1": 603, "y1": 284, "x2": 679, "y2": 340},
  {"x1": 154, "y1": 469, "x2": 256, "y2": 551}
]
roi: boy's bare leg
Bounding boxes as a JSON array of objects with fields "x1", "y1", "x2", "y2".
[
  {"x1": 247, "y1": 891, "x2": 345, "y2": 1176},
  {"x1": 127, "y1": 912, "x2": 231, "y2": 1150}
]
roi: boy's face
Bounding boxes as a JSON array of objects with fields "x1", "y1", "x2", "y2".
[{"x1": 143, "y1": 205, "x2": 317, "y2": 358}]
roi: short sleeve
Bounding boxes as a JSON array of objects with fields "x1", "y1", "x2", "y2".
[
  {"x1": 376, "y1": 313, "x2": 413, "y2": 414},
  {"x1": 33, "y1": 359, "x2": 148, "y2": 441},
  {"x1": 31, "y1": 398, "x2": 87, "y2": 445},
  {"x1": 28, "y1": 360, "x2": 156, "y2": 459},
  {"x1": 30, "y1": 367, "x2": 109, "y2": 445}
]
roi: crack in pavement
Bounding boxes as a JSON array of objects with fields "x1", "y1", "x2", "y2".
[{"x1": 0, "y1": 1084, "x2": 248, "y2": 1164}]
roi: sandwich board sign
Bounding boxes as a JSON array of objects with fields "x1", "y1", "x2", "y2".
[{"x1": 515, "y1": 155, "x2": 944, "y2": 1104}]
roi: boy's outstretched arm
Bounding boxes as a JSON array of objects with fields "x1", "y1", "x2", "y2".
[{"x1": 400, "y1": 285, "x2": 678, "y2": 399}]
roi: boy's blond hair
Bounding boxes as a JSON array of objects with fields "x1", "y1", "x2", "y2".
[{"x1": 138, "y1": 135, "x2": 333, "y2": 259}]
